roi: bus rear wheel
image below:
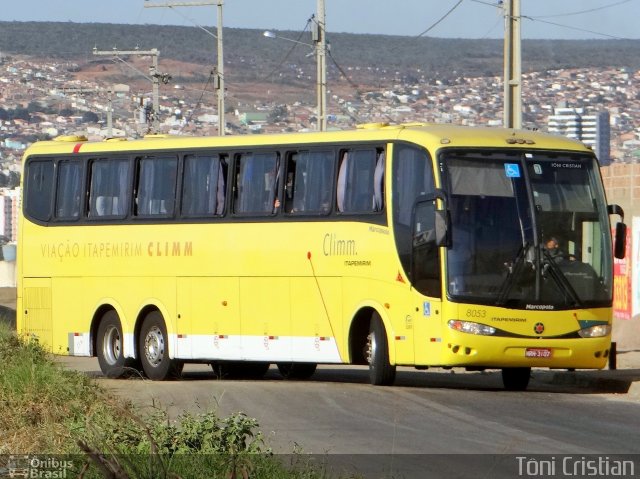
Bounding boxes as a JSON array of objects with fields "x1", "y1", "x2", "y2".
[
  {"x1": 367, "y1": 312, "x2": 396, "y2": 386},
  {"x1": 96, "y1": 310, "x2": 136, "y2": 378},
  {"x1": 502, "y1": 367, "x2": 531, "y2": 391},
  {"x1": 277, "y1": 362, "x2": 317, "y2": 380},
  {"x1": 139, "y1": 311, "x2": 183, "y2": 380}
]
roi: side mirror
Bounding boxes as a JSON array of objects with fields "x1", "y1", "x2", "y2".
[
  {"x1": 614, "y1": 222, "x2": 626, "y2": 259},
  {"x1": 413, "y1": 191, "x2": 451, "y2": 249},
  {"x1": 607, "y1": 204, "x2": 626, "y2": 259}
]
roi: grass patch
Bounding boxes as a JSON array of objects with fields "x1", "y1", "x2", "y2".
[
  {"x1": 0, "y1": 320, "x2": 96, "y2": 453},
  {"x1": 0, "y1": 322, "x2": 342, "y2": 478}
]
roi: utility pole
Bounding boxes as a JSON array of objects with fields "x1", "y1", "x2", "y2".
[
  {"x1": 92, "y1": 47, "x2": 167, "y2": 132},
  {"x1": 144, "y1": 1, "x2": 225, "y2": 136},
  {"x1": 503, "y1": 0, "x2": 522, "y2": 129},
  {"x1": 106, "y1": 88, "x2": 113, "y2": 137},
  {"x1": 313, "y1": 0, "x2": 327, "y2": 131}
]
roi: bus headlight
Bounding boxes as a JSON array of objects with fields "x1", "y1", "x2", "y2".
[
  {"x1": 578, "y1": 324, "x2": 611, "y2": 338},
  {"x1": 448, "y1": 320, "x2": 496, "y2": 336}
]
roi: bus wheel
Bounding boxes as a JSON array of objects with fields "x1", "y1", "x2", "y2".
[
  {"x1": 366, "y1": 313, "x2": 396, "y2": 386},
  {"x1": 277, "y1": 362, "x2": 317, "y2": 380},
  {"x1": 96, "y1": 310, "x2": 136, "y2": 378},
  {"x1": 501, "y1": 367, "x2": 531, "y2": 391},
  {"x1": 139, "y1": 311, "x2": 182, "y2": 380}
]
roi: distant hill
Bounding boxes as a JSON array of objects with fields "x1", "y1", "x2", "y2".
[{"x1": 1, "y1": 21, "x2": 640, "y2": 86}]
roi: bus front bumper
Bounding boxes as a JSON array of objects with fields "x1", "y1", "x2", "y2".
[{"x1": 434, "y1": 335, "x2": 611, "y2": 370}]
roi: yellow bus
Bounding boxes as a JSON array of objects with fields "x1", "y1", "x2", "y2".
[{"x1": 18, "y1": 123, "x2": 626, "y2": 390}]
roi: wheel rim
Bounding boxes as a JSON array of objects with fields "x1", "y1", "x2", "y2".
[
  {"x1": 144, "y1": 325, "x2": 165, "y2": 367},
  {"x1": 102, "y1": 325, "x2": 121, "y2": 366}
]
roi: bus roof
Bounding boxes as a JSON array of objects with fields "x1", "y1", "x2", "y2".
[{"x1": 22, "y1": 122, "x2": 591, "y2": 158}]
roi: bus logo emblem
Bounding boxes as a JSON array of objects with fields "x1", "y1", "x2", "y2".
[{"x1": 534, "y1": 322, "x2": 545, "y2": 334}]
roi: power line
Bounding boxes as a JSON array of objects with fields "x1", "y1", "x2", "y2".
[
  {"x1": 479, "y1": 15, "x2": 503, "y2": 39},
  {"x1": 326, "y1": 49, "x2": 358, "y2": 91},
  {"x1": 470, "y1": 0, "x2": 634, "y2": 39},
  {"x1": 182, "y1": 69, "x2": 215, "y2": 128},
  {"x1": 417, "y1": 0, "x2": 465, "y2": 37},
  {"x1": 111, "y1": 56, "x2": 153, "y2": 82},
  {"x1": 263, "y1": 18, "x2": 313, "y2": 82},
  {"x1": 161, "y1": 5, "x2": 218, "y2": 39},
  {"x1": 521, "y1": 16, "x2": 628, "y2": 40},
  {"x1": 532, "y1": 0, "x2": 633, "y2": 19}
]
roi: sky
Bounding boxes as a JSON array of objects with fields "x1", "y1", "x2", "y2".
[{"x1": 3, "y1": 0, "x2": 639, "y2": 40}]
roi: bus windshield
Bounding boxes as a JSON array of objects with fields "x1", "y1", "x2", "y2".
[{"x1": 442, "y1": 150, "x2": 613, "y2": 310}]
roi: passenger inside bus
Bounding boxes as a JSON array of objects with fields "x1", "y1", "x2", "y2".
[{"x1": 544, "y1": 236, "x2": 566, "y2": 263}]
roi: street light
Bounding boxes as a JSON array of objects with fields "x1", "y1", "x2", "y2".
[
  {"x1": 263, "y1": 25, "x2": 327, "y2": 131},
  {"x1": 262, "y1": 30, "x2": 313, "y2": 53}
]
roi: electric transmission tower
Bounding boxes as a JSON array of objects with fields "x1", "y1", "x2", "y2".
[{"x1": 93, "y1": 47, "x2": 171, "y2": 132}]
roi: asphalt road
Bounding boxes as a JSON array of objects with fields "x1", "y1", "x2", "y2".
[{"x1": 59, "y1": 357, "x2": 640, "y2": 460}]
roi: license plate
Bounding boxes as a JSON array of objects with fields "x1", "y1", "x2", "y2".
[{"x1": 525, "y1": 348, "x2": 552, "y2": 358}]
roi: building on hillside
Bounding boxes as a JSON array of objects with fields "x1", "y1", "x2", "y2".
[
  {"x1": 547, "y1": 107, "x2": 611, "y2": 165},
  {"x1": 0, "y1": 188, "x2": 21, "y2": 242}
]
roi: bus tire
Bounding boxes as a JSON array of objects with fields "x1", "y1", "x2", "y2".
[
  {"x1": 96, "y1": 310, "x2": 136, "y2": 379},
  {"x1": 139, "y1": 311, "x2": 182, "y2": 380},
  {"x1": 502, "y1": 367, "x2": 531, "y2": 391},
  {"x1": 367, "y1": 312, "x2": 396, "y2": 386},
  {"x1": 277, "y1": 362, "x2": 317, "y2": 380}
]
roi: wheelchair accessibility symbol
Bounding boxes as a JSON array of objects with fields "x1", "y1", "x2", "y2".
[{"x1": 504, "y1": 163, "x2": 521, "y2": 178}]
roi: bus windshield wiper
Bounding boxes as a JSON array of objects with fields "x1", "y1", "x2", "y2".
[
  {"x1": 541, "y1": 249, "x2": 583, "y2": 307},
  {"x1": 497, "y1": 241, "x2": 530, "y2": 306}
]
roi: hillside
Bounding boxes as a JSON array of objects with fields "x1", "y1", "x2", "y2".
[{"x1": 1, "y1": 21, "x2": 640, "y2": 88}]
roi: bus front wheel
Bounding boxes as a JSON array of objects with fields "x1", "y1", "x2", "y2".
[
  {"x1": 501, "y1": 367, "x2": 531, "y2": 391},
  {"x1": 96, "y1": 310, "x2": 136, "y2": 378},
  {"x1": 367, "y1": 313, "x2": 396, "y2": 386},
  {"x1": 139, "y1": 311, "x2": 183, "y2": 380}
]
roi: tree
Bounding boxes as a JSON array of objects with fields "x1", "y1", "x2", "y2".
[
  {"x1": 268, "y1": 104, "x2": 288, "y2": 123},
  {"x1": 82, "y1": 111, "x2": 99, "y2": 123},
  {"x1": 10, "y1": 108, "x2": 30, "y2": 121},
  {"x1": 27, "y1": 101, "x2": 42, "y2": 113}
]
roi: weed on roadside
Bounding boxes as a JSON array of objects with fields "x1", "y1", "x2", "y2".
[{"x1": 0, "y1": 322, "x2": 335, "y2": 478}]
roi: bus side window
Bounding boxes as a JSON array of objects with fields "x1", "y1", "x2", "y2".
[
  {"x1": 336, "y1": 148, "x2": 377, "y2": 213},
  {"x1": 285, "y1": 149, "x2": 334, "y2": 215},
  {"x1": 392, "y1": 144, "x2": 436, "y2": 285},
  {"x1": 88, "y1": 159, "x2": 130, "y2": 218},
  {"x1": 55, "y1": 160, "x2": 83, "y2": 220},
  {"x1": 134, "y1": 156, "x2": 177, "y2": 217},
  {"x1": 182, "y1": 154, "x2": 227, "y2": 217},
  {"x1": 25, "y1": 159, "x2": 54, "y2": 222},
  {"x1": 233, "y1": 152, "x2": 279, "y2": 215}
]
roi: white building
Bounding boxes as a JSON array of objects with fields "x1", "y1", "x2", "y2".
[
  {"x1": 0, "y1": 188, "x2": 21, "y2": 242},
  {"x1": 547, "y1": 107, "x2": 611, "y2": 165}
]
